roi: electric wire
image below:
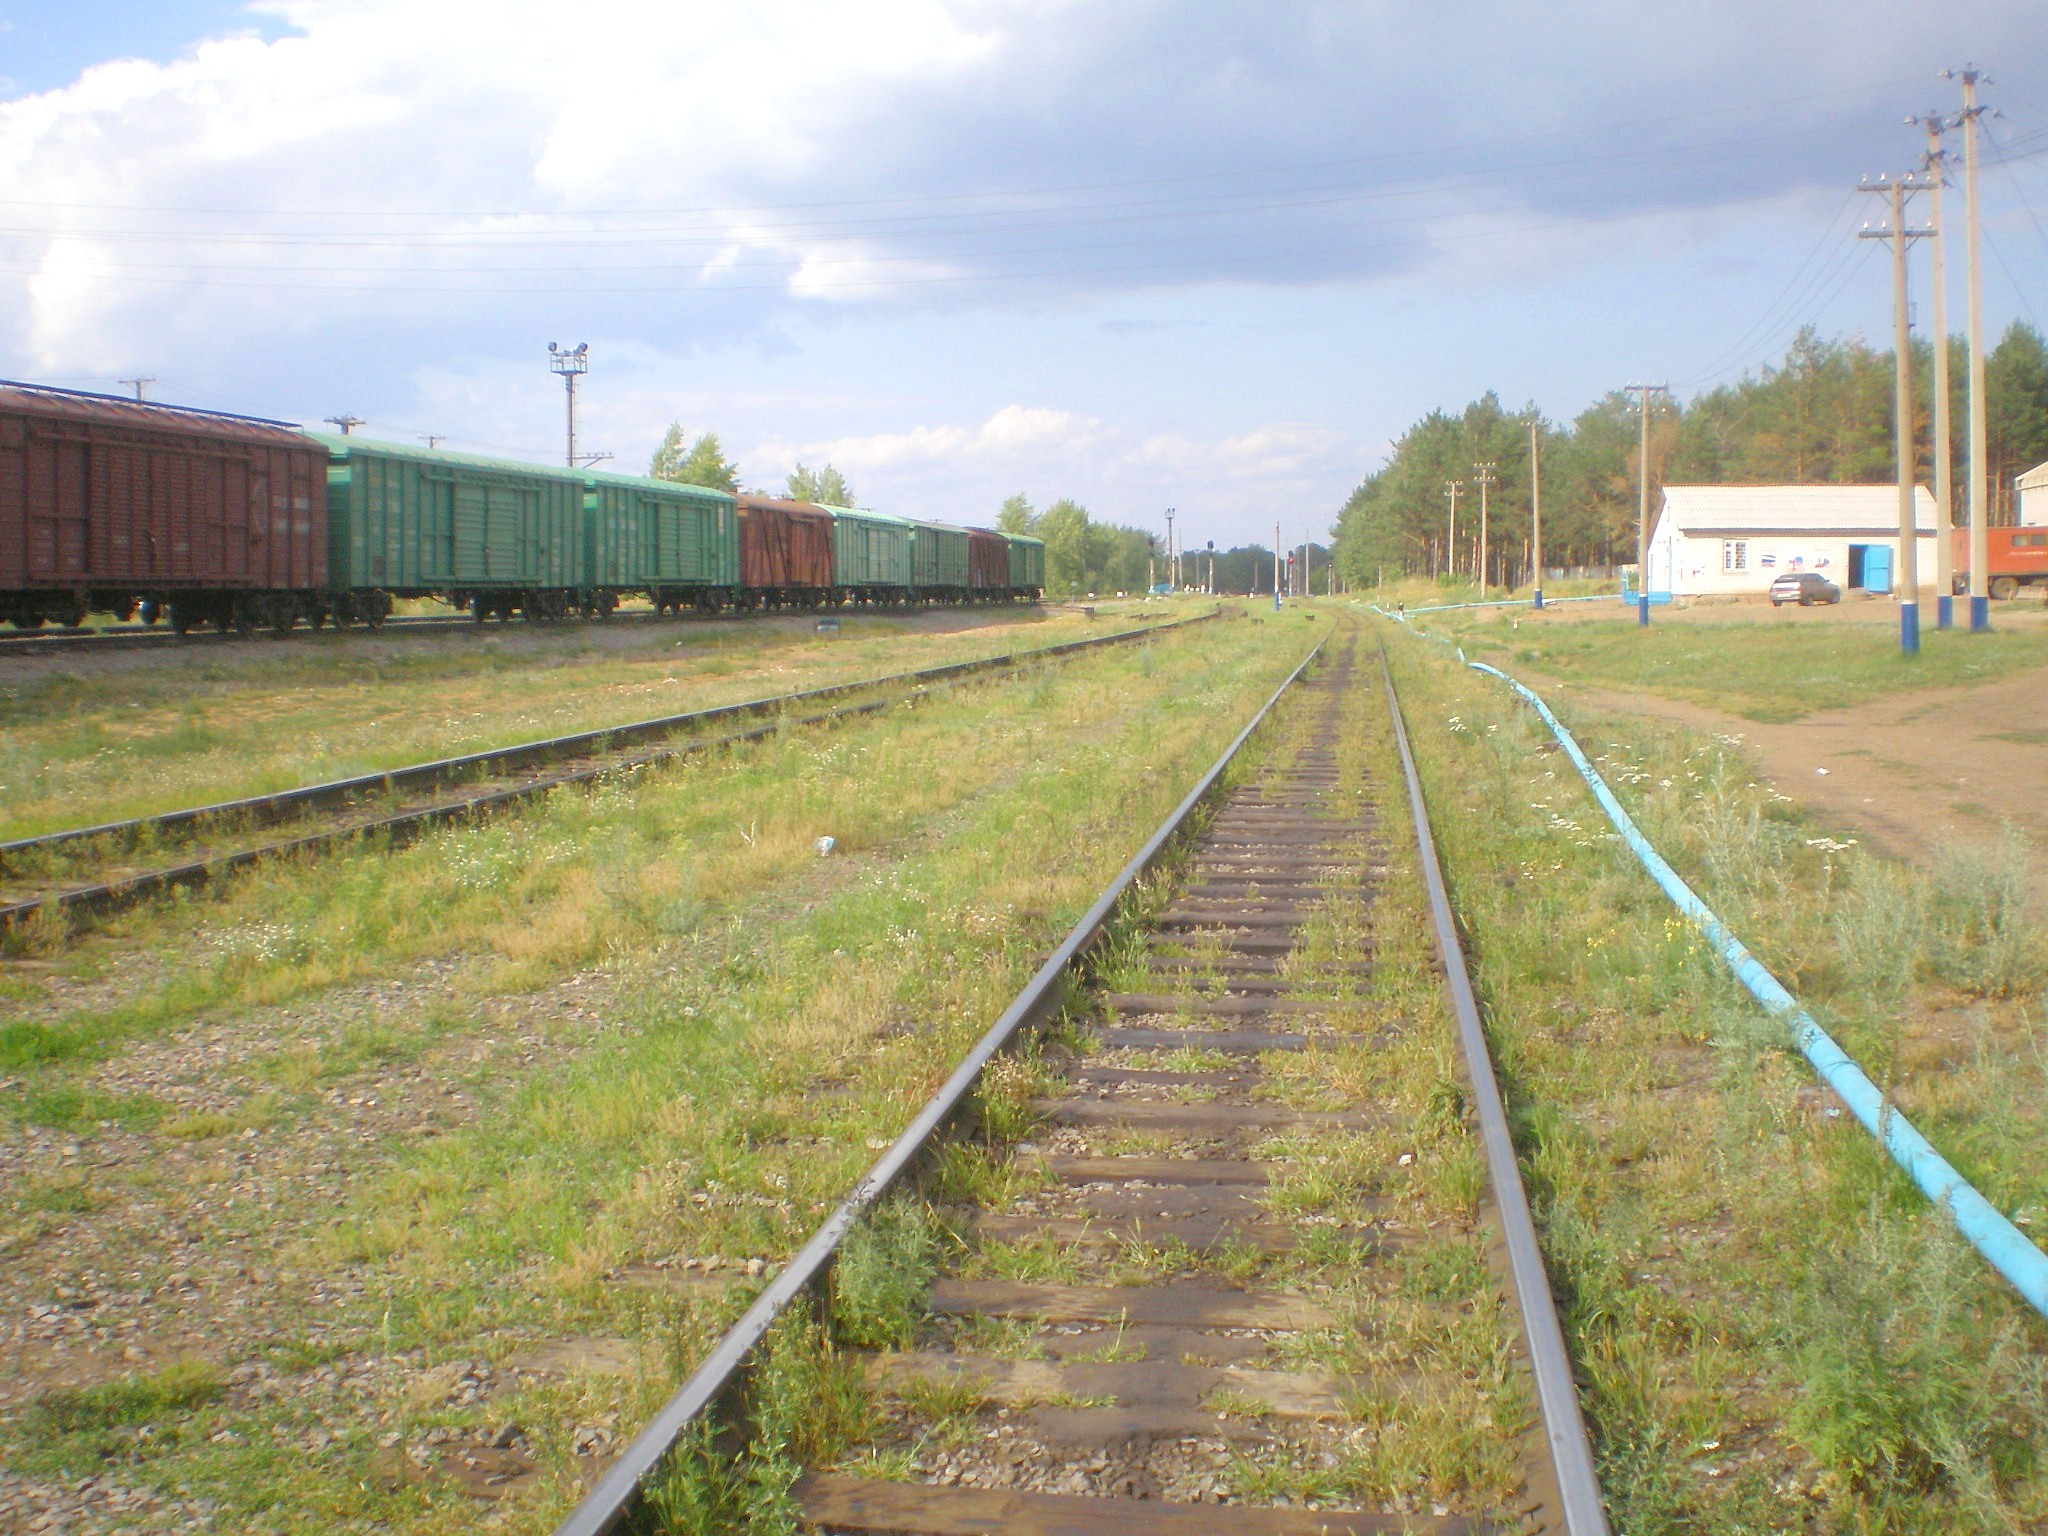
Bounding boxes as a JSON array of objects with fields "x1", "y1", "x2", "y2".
[
  {"x1": 1671, "y1": 190, "x2": 1862, "y2": 389},
  {"x1": 0, "y1": 71, "x2": 1930, "y2": 224}
]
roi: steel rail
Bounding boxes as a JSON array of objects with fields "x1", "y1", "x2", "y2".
[
  {"x1": 0, "y1": 600, "x2": 1066, "y2": 653},
  {"x1": 1377, "y1": 644, "x2": 1612, "y2": 1536},
  {"x1": 550, "y1": 634, "x2": 1328, "y2": 1536},
  {"x1": 2, "y1": 611, "x2": 1213, "y2": 864},
  {"x1": 0, "y1": 612, "x2": 1216, "y2": 929}
]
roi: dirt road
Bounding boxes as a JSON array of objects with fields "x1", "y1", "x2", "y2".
[{"x1": 1550, "y1": 661, "x2": 2048, "y2": 886}]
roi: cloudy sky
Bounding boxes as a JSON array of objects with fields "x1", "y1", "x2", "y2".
[{"x1": 1, "y1": 1, "x2": 2044, "y2": 550}]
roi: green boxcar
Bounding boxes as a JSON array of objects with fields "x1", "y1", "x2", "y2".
[
  {"x1": 909, "y1": 519, "x2": 970, "y2": 598},
  {"x1": 313, "y1": 436, "x2": 587, "y2": 614},
  {"x1": 584, "y1": 470, "x2": 739, "y2": 610},
  {"x1": 1006, "y1": 534, "x2": 1046, "y2": 596},
  {"x1": 824, "y1": 504, "x2": 912, "y2": 596}
]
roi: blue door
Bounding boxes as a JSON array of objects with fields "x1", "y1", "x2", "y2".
[{"x1": 1863, "y1": 544, "x2": 1893, "y2": 594}]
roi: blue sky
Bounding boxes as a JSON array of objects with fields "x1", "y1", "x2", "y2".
[{"x1": 0, "y1": 1, "x2": 2043, "y2": 551}]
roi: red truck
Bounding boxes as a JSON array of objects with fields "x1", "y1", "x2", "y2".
[{"x1": 1954, "y1": 525, "x2": 2048, "y2": 599}]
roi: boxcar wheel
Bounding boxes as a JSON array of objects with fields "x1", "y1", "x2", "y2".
[{"x1": 1991, "y1": 576, "x2": 2019, "y2": 600}]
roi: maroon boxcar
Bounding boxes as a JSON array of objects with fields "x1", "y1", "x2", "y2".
[
  {"x1": 736, "y1": 494, "x2": 835, "y2": 608},
  {"x1": 966, "y1": 528, "x2": 1009, "y2": 598},
  {"x1": 0, "y1": 382, "x2": 326, "y2": 631}
]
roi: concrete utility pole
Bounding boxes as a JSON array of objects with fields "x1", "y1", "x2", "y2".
[
  {"x1": 1272, "y1": 523, "x2": 1282, "y2": 608},
  {"x1": 324, "y1": 414, "x2": 364, "y2": 435},
  {"x1": 1164, "y1": 508, "x2": 1177, "y2": 590},
  {"x1": 1530, "y1": 420, "x2": 1544, "y2": 611},
  {"x1": 1472, "y1": 461, "x2": 1497, "y2": 595},
  {"x1": 1443, "y1": 480, "x2": 1463, "y2": 586},
  {"x1": 548, "y1": 341, "x2": 589, "y2": 468},
  {"x1": 419, "y1": 433, "x2": 446, "y2": 449},
  {"x1": 1625, "y1": 383, "x2": 1669, "y2": 626},
  {"x1": 1859, "y1": 172, "x2": 1936, "y2": 655},
  {"x1": 1915, "y1": 111, "x2": 1957, "y2": 629},
  {"x1": 1948, "y1": 66, "x2": 1992, "y2": 630},
  {"x1": 119, "y1": 376, "x2": 155, "y2": 402}
]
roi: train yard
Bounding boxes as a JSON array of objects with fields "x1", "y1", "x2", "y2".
[
  {"x1": 5, "y1": 600, "x2": 2048, "y2": 1534},
  {"x1": 0, "y1": 612, "x2": 1213, "y2": 932}
]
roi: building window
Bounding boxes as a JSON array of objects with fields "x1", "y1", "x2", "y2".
[{"x1": 1722, "y1": 540, "x2": 1748, "y2": 572}]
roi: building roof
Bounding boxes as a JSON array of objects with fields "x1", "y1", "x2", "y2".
[
  {"x1": 1658, "y1": 484, "x2": 1936, "y2": 536},
  {"x1": 2018, "y1": 460, "x2": 2048, "y2": 493}
]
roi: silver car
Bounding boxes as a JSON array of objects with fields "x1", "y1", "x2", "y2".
[{"x1": 1769, "y1": 572, "x2": 1841, "y2": 607}]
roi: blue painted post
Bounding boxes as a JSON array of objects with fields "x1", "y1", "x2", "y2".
[{"x1": 1938, "y1": 594, "x2": 1954, "y2": 628}]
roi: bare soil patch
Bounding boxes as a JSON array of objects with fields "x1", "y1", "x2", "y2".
[{"x1": 1549, "y1": 659, "x2": 2048, "y2": 893}]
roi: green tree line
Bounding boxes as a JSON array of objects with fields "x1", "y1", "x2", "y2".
[
  {"x1": 647, "y1": 424, "x2": 857, "y2": 506},
  {"x1": 1333, "y1": 323, "x2": 2048, "y2": 586}
]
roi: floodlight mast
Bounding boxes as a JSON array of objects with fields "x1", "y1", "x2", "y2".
[{"x1": 548, "y1": 342, "x2": 590, "y2": 468}]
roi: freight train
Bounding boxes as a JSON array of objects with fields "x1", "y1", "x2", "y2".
[{"x1": 0, "y1": 382, "x2": 1045, "y2": 632}]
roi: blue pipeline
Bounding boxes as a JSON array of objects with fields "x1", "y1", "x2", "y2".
[{"x1": 1466, "y1": 658, "x2": 2048, "y2": 1319}]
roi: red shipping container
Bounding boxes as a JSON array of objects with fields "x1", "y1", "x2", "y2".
[
  {"x1": 0, "y1": 384, "x2": 326, "y2": 603},
  {"x1": 966, "y1": 528, "x2": 1009, "y2": 591},
  {"x1": 737, "y1": 494, "x2": 834, "y2": 591}
]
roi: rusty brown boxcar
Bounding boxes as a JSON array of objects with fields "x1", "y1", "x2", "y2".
[
  {"x1": 0, "y1": 383, "x2": 327, "y2": 632},
  {"x1": 736, "y1": 494, "x2": 835, "y2": 608},
  {"x1": 966, "y1": 528, "x2": 1009, "y2": 598}
]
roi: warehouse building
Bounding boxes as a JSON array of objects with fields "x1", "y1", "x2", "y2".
[
  {"x1": 2019, "y1": 460, "x2": 2048, "y2": 526},
  {"x1": 1645, "y1": 485, "x2": 1937, "y2": 599}
]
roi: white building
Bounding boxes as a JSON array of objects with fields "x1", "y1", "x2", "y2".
[
  {"x1": 2018, "y1": 460, "x2": 2048, "y2": 526},
  {"x1": 1646, "y1": 485, "x2": 1937, "y2": 598}
]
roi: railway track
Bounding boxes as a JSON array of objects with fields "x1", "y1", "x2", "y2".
[
  {"x1": 0, "y1": 612, "x2": 1213, "y2": 932},
  {"x1": 0, "y1": 602, "x2": 1045, "y2": 656},
  {"x1": 554, "y1": 628, "x2": 1606, "y2": 1535}
]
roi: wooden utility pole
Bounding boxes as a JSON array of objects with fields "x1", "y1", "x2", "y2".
[
  {"x1": 1953, "y1": 67, "x2": 1992, "y2": 630},
  {"x1": 1530, "y1": 420, "x2": 1544, "y2": 611},
  {"x1": 1472, "y1": 461, "x2": 1497, "y2": 596},
  {"x1": 1625, "y1": 383, "x2": 1669, "y2": 626},
  {"x1": 1917, "y1": 111, "x2": 1956, "y2": 628},
  {"x1": 1859, "y1": 173, "x2": 1934, "y2": 655},
  {"x1": 1443, "y1": 480, "x2": 1463, "y2": 587}
]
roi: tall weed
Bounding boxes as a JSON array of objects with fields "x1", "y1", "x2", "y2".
[
  {"x1": 1931, "y1": 828, "x2": 2044, "y2": 999},
  {"x1": 1785, "y1": 1216, "x2": 2046, "y2": 1523}
]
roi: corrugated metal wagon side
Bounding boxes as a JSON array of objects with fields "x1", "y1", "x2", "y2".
[
  {"x1": 736, "y1": 494, "x2": 836, "y2": 609},
  {"x1": 966, "y1": 528, "x2": 1010, "y2": 600},
  {"x1": 1005, "y1": 532, "x2": 1046, "y2": 600},
  {"x1": 824, "y1": 504, "x2": 912, "y2": 605},
  {"x1": 0, "y1": 382, "x2": 325, "y2": 632},
  {"x1": 313, "y1": 435, "x2": 588, "y2": 622},
  {"x1": 908, "y1": 520, "x2": 970, "y2": 603},
  {"x1": 585, "y1": 471, "x2": 740, "y2": 614}
]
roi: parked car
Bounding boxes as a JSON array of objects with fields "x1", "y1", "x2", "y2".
[{"x1": 1769, "y1": 572, "x2": 1841, "y2": 607}]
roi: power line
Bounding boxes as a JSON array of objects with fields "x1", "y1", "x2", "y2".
[{"x1": 0, "y1": 76, "x2": 1929, "y2": 225}]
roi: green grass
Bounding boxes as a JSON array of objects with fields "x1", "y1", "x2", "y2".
[
  {"x1": 0, "y1": 607, "x2": 1312, "y2": 1533},
  {"x1": 0, "y1": 607, "x2": 1161, "y2": 840},
  {"x1": 1382, "y1": 618, "x2": 2048, "y2": 1532},
  {"x1": 1425, "y1": 608, "x2": 2048, "y2": 721}
]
